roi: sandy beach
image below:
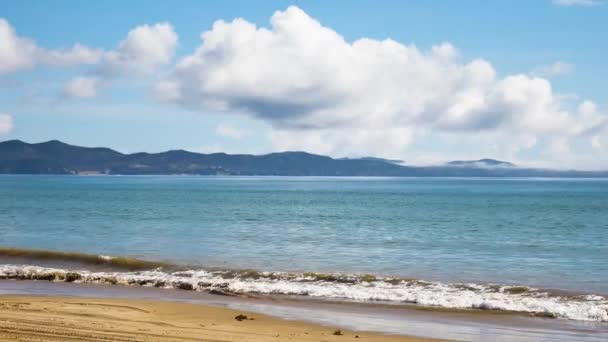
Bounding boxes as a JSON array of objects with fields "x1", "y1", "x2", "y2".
[{"x1": 0, "y1": 295, "x2": 441, "y2": 342}]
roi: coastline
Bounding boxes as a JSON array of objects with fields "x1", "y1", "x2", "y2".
[
  {"x1": 0, "y1": 246, "x2": 607, "y2": 327},
  {"x1": 1, "y1": 280, "x2": 607, "y2": 342},
  {"x1": 0, "y1": 294, "x2": 438, "y2": 342}
]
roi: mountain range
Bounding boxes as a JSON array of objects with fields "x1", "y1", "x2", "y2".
[{"x1": 1, "y1": 139, "x2": 607, "y2": 177}]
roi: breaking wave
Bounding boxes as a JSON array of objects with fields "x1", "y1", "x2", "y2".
[{"x1": 1, "y1": 261, "x2": 607, "y2": 322}]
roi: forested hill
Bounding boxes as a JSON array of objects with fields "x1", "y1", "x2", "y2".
[{"x1": 1, "y1": 140, "x2": 607, "y2": 177}]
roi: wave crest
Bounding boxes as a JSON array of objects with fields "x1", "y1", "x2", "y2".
[
  {"x1": 0, "y1": 247, "x2": 173, "y2": 271},
  {"x1": 1, "y1": 264, "x2": 607, "y2": 322}
]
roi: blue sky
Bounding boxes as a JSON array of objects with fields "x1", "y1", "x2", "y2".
[{"x1": 1, "y1": 0, "x2": 607, "y2": 168}]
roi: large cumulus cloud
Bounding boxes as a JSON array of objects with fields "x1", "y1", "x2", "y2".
[{"x1": 156, "y1": 6, "x2": 607, "y2": 161}]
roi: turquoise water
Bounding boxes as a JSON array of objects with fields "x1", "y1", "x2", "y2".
[
  {"x1": 1, "y1": 175, "x2": 608, "y2": 322},
  {"x1": 1, "y1": 175, "x2": 606, "y2": 292}
]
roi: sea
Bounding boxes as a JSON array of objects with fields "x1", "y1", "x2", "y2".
[{"x1": 1, "y1": 175, "x2": 607, "y2": 337}]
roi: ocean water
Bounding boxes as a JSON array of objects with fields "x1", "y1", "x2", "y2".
[{"x1": 1, "y1": 175, "x2": 607, "y2": 322}]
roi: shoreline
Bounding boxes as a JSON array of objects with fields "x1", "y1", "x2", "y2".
[
  {"x1": 1, "y1": 280, "x2": 607, "y2": 341},
  {"x1": 2, "y1": 258, "x2": 607, "y2": 324},
  {"x1": 0, "y1": 295, "x2": 440, "y2": 342},
  {"x1": 0, "y1": 294, "x2": 440, "y2": 342}
]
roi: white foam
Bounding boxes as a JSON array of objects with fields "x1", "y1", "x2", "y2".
[{"x1": 1, "y1": 264, "x2": 607, "y2": 322}]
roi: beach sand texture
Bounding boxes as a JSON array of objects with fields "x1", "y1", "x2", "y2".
[{"x1": 0, "y1": 295, "x2": 441, "y2": 342}]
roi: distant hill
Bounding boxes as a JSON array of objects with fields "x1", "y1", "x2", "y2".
[
  {"x1": 1, "y1": 139, "x2": 607, "y2": 177},
  {"x1": 0, "y1": 140, "x2": 408, "y2": 176}
]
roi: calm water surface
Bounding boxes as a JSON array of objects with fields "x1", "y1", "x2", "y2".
[{"x1": 1, "y1": 175, "x2": 607, "y2": 293}]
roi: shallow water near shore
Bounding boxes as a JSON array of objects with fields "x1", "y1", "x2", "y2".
[
  {"x1": 1, "y1": 175, "x2": 608, "y2": 331},
  {"x1": 1, "y1": 280, "x2": 607, "y2": 342}
]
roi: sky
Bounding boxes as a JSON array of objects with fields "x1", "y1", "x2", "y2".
[{"x1": 1, "y1": 0, "x2": 607, "y2": 169}]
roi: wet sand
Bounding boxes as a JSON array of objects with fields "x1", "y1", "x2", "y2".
[{"x1": 0, "y1": 295, "x2": 440, "y2": 342}]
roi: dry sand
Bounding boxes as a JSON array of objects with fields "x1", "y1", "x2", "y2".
[{"x1": 0, "y1": 295, "x2": 443, "y2": 341}]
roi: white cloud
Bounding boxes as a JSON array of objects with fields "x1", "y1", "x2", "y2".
[
  {"x1": 0, "y1": 18, "x2": 176, "y2": 76},
  {"x1": 154, "y1": 80, "x2": 180, "y2": 102},
  {"x1": 156, "y1": 6, "x2": 607, "y2": 161},
  {"x1": 269, "y1": 127, "x2": 413, "y2": 159},
  {"x1": 0, "y1": 113, "x2": 13, "y2": 135},
  {"x1": 1, "y1": 18, "x2": 177, "y2": 98},
  {"x1": 101, "y1": 23, "x2": 178, "y2": 76},
  {"x1": 41, "y1": 43, "x2": 104, "y2": 67},
  {"x1": 67, "y1": 22, "x2": 178, "y2": 97},
  {"x1": 0, "y1": 18, "x2": 103, "y2": 74},
  {"x1": 216, "y1": 123, "x2": 249, "y2": 139},
  {"x1": 552, "y1": 0, "x2": 602, "y2": 6},
  {"x1": 0, "y1": 19, "x2": 36, "y2": 73},
  {"x1": 532, "y1": 61, "x2": 574, "y2": 77},
  {"x1": 63, "y1": 76, "x2": 99, "y2": 98}
]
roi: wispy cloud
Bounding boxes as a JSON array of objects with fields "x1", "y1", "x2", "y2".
[
  {"x1": 216, "y1": 123, "x2": 250, "y2": 139},
  {"x1": 0, "y1": 113, "x2": 13, "y2": 135},
  {"x1": 552, "y1": 0, "x2": 602, "y2": 7},
  {"x1": 531, "y1": 61, "x2": 574, "y2": 77},
  {"x1": 0, "y1": 17, "x2": 178, "y2": 99},
  {"x1": 62, "y1": 77, "x2": 99, "y2": 98},
  {"x1": 0, "y1": 19, "x2": 102, "y2": 74}
]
